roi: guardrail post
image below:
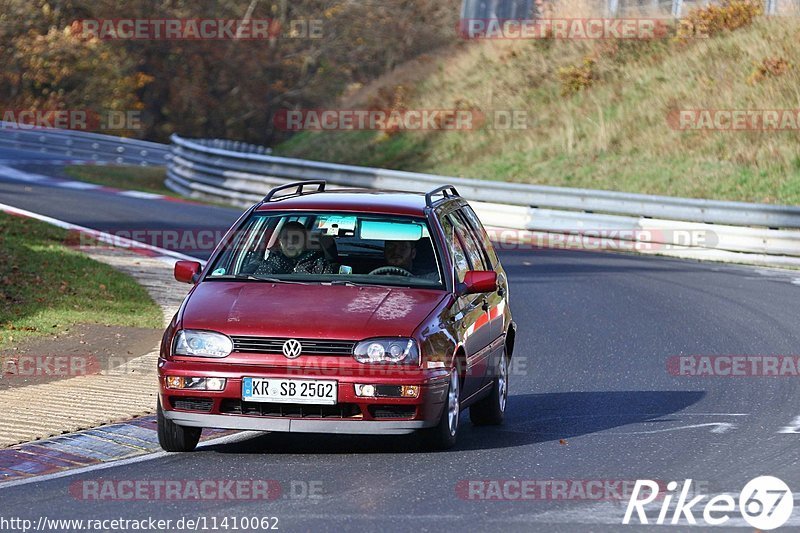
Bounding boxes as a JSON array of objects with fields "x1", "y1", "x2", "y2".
[{"x1": 765, "y1": 0, "x2": 777, "y2": 14}]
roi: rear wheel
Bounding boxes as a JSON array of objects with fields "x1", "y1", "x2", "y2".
[
  {"x1": 420, "y1": 367, "x2": 460, "y2": 450},
  {"x1": 157, "y1": 400, "x2": 201, "y2": 452},
  {"x1": 470, "y1": 348, "x2": 508, "y2": 426}
]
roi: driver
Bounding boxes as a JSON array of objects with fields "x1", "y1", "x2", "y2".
[
  {"x1": 243, "y1": 221, "x2": 334, "y2": 275},
  {"x1": 382, "y1": 240, "x2": 438, "y2": 280},
  {"x1": 384, "y1": 240, "x2": 417, "y2": 272}
]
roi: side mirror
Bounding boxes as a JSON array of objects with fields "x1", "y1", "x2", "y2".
[
  {"x1": 460, "y1": 270, "x2": 497, "y2": 295},
  {"x1": 174, "y1": 260, "x2": 202, "y2": 284}
]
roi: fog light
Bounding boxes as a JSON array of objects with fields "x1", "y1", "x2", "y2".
[
  {"x1": 205, "y1": 377, "x2": 226, "y2": 391},
  {"x1": 166, "y1": 376, "x2": 184, "y2": 389},
  {"x1": 401, "y1": 385, "x2": 420, "y2": 398},
  {"x1": 165, "y1": 376, "x2": 226, "y2": 391},
  {"x1": 355, "y1": 384, "x2": 376, "y2": 397}
]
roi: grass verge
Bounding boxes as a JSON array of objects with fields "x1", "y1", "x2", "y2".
[
  {"x1": 63, "y1": 165, "x2": 237, "y2": 209},
  {"x1": 0, "y1": 212, "x2": 162, "y2": 349},
  {"x1": 63, "y1": 165, "x2": 173, "y2": 196}
]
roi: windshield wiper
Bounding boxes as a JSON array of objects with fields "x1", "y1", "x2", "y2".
[
  {"x1": 209, "y1": 274, "x2": 313, "y2": 284},
  {"x1": 323, "y1": 280, "x2": 384, "y2": 287},
  {"x1": 246, "y1": 275, "x2": 314, "y2": 284}
]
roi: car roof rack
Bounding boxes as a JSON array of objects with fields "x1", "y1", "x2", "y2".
[
  {"x1": 263, "y1": 180, "x2": 326, "y2": 202},
  {"x1": 425, "y1": 185, "x2": 460, "y2": 207}
]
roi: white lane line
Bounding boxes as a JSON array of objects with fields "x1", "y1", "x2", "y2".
[
  {"x1": 614, "y1": 422, "x2": 737, "y2": 435},
  {"x1": 118, "y1": 190, "x2": 166, "y2": 199},
  {"x1": 0, "y1": 164, "x2": 52, "y2": 182},
  {"x1": 0, "y1": 201, "x2": 205, "y2": 265},
  {"x1": 58, "y1": 181, "x2": 102, "y2": 190},
  {"x1": 511, "y1": 413, "x2": 749, "y2": 428},
  {"x1": 778, "y1": 415, "x2": 800, "y2": 433},
  {"x1": 0, "y1": 431, "x2": 263, "y2": 490}
]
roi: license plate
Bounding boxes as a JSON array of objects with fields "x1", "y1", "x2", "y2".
[{"x1": 242, "y1": 377, "x2": 337, "y2": 405}]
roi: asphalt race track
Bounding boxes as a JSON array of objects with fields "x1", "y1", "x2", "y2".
[{"x1": 1, "y1": 151, "x2": 799, "y2": 531}]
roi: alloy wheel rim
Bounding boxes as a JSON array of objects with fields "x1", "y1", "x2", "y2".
[{"x1": 448, "y1": 369, "x2": 459, "y2": 436}]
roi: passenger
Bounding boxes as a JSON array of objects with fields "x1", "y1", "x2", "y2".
[{"x1": 245, "y1": 221, "x2": 334, "y2": 275}]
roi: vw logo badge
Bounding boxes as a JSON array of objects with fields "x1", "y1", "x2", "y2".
[{"x1": 282, "y1": 339, "x2": 302, "y2": 359}]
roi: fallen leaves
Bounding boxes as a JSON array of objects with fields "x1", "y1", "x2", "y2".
[{"x1": 4, "y1": 323, "x2": 37, "y2": 332}]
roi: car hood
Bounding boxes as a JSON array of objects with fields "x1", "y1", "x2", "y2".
[{"x1": 181, "y1": 281, "x2": 447, "y2": 339}]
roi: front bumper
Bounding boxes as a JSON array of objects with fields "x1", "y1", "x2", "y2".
[
  {"x1": 163, "y1": 411, "x2": 432, "y2": 435},
  {"x1": 158, "y1": 358, "x2": 449, "y2": 435}
]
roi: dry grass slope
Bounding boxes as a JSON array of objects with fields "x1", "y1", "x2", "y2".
[{"x1": 276, "y1": 2, "x2": 800, "y2": 205}]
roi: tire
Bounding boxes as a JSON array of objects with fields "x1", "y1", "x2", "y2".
[
  {"x1": 420, "y1": 368, "x2": 460, "y2": 451},
  {"x1": 157, "y1": 400, "x2": 201, "y2": 452},
  {"x1": 470, "y1": 348, "x2": 509, "y2": 426}
]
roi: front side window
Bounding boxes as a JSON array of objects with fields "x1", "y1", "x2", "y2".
[
  {"x1": 206, "y1": 212, "x2": 443, "y2": 289},
  {"x1": 440, "y1": 210, "x2": 470, "y2": 283},
  {"x1": 460, "y1": 206, "x2": 498, "y2": 268},
  {"x1": 447, "y1": 212, "x2": 486, "y2": 271}
]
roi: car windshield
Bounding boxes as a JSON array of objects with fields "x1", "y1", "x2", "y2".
[{"x1": 206, "y1": 211, "x2": 444, "y2": 289}]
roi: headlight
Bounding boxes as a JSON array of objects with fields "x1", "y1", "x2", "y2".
[
  {"x1": 353, "y1": 338, "x2": 419, "y2": 365},
  {"x1": 173, "y1": 330, "x2": 233, "y2": 358}
]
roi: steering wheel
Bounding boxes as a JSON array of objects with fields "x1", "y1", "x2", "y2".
[{"x1": 369, "y1": 266, "x2": 413, "y2": 277}]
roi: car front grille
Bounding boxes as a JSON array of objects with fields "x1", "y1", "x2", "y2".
[
  {"x1": 231, "y1": 336, "x2": 355, "y2": 356},
  {"x1": 170, "y1": 397, "x2": 214, "y2": 412},
  {"x1": 368, "y1": 405, "x2": 417, "y2": 419},
  {"x1": 220, "y1": 399, "x2": 361, "y2": 419}
]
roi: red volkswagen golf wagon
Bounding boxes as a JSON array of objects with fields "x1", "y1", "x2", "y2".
[{"x1": 158, "y1": 181, "x2": 516, "y2": 451}]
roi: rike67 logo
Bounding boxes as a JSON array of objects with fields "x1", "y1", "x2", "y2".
[{"x1": 623, "y1": 476, "x2": 793, "y2": 529}]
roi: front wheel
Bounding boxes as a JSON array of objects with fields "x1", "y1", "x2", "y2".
[
  {"x1": 157, "y1": 400, "x2": 201, "y2": 452},
  {"x1": 420, "y1": 367, "x2": 460, "y2": 450},
  {"x1": 470, "y1": 348, "x2": 509, "y2": 426}
]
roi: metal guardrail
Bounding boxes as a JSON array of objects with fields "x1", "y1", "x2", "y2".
[
  {"x1": 0, "y1": 124, "x2": 795, "y2": 266},
  {"x1": 0, "y1": 122, "x2": 171, "y2": 166},
  {"x1": 166, "y1": 134, "x2": 800, "y2": 267},
  {"x1": 168, "y1": 134, "x2": 800, "y2": 229}
]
